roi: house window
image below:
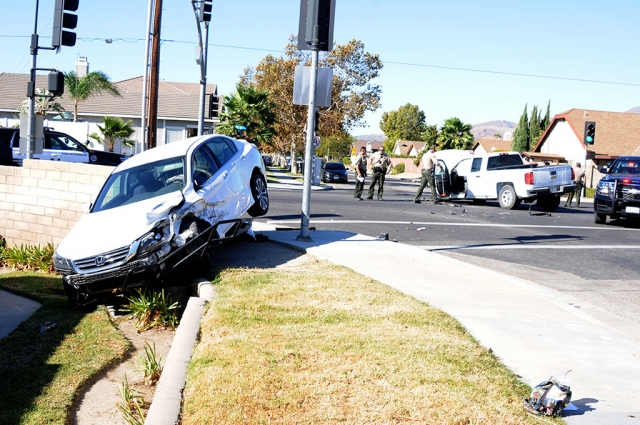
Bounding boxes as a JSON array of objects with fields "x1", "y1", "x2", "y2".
[{"x1": 165, "y1": 127, "x2": 184, "y2": 144}]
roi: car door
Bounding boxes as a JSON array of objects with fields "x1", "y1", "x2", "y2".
[
  {"x1": 205, "y1": 137, "x2": 250, "y2": 215},
  {"x1": 465, "y1": 157, "x2": 489, "y2": 198},
  {"x1": 46, "y1": 133, "x2": 89, "y2": 163}
]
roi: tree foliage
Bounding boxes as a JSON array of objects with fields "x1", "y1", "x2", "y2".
[
  {"x1": 512, "y1": 104, "x2": 530, "y2": 152},
  {"x1": 379, "y1": 103, "x2": 427, "y2": 151},
  {"x1": 89, "y1": 116, "x2": 135, "y2": 152},
  {"x1": 542, "y1": 100, "x2": 551, "y2": 133},
  {"x1": 19, "y1": 88, "x2": 64, "y2": 116},
  {"x1": 438, "y1": 117, "x2": 474, "y2": 150},
  {"x1": 215, "y1": 84, "x2": 277, "y2": 150},
  {"x1": 64, "y1": 71, "x2": 121, "y2": 122},
  {"x1": 529, "y1": 105, "x2": 541, "y2": 148},
  {"x1": 315, "y1": 134, "x2": 354, "y2": 160},
  {"x1": 240, "y1": 36, "x2": 382, "y2": 155}
]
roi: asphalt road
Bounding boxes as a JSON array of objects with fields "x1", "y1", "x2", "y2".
[{"x1": 258, "y1": 175, "x2": 640, "y2": 326}]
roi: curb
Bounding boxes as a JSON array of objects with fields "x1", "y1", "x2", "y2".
[{"x1": 144, "y1": 278, "x2": 213, "y2": 425}]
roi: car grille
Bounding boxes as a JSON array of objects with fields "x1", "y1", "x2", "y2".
[
  {"x1": 73, "y1": 245, "x2": 132, "y2": 273},
  {"x1": 620, "y1": 184, "x2": 640, "y2": 202}
]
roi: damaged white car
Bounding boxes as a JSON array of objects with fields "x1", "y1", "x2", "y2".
[{"x1": 53, "y1": 135, "x2": 269, "y2": 307}]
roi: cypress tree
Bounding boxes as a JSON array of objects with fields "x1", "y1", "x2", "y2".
[
  {"x1": 542, "y1": 100, "x2": 551, "y2": 132},
  {"x1": 512, "y1": 104, "x2": 530, "y2": 152},
  {"x1": 529, "y1": 105, "x2": 541, "y2": 150}
]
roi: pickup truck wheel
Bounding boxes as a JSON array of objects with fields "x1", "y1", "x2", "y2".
[
  {"x1": 537, "y1": 196, "x2": 561, "y2": 212},
  {"x1": 248, "y1": 172, "x2": 269, "y2": 217},
  {"x1": 498, "y1": 185, "x2": 519, "y2": 209},
  {"x1": 595, "y1": 212, "x2": 607, "y2": 224}
]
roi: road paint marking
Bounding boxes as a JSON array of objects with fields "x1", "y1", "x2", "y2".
[
  {"x1": 266, "y1": 219, "x2": 638, "y2": 232},
  {"x1": 419, "y1": 244, "x2": 640, "y2": 251}
]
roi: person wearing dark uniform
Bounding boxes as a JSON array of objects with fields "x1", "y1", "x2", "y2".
[
  {"x1": 367, "y1": 147, "x2": 391, "y2": 200},
  {"x1": 353, "y1": 146, "x2": 368, "y2": 200},
  {"x1": 565, "y1": 162, "x2": 585, "y2": 208},
  {"x1": 414, "y1": 146, "x2": 441, "y2": 203}
]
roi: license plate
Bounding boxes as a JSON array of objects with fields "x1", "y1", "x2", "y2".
[
  {"x1": 625, "y1": 206, "x2": 640, "y2": 214},
  {"x1": 333, "y1": 176, "x2": 339, "y2": 180}
]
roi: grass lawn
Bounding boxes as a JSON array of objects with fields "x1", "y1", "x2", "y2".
[
  {"x1": 0, "y1": 272, "x2": 129, "y2": 425},
  {"x1": 181, "y1": 260, "x2": 564, "y2": 424}
]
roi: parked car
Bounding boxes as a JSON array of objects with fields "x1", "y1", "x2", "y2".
[
  {"x1": 433, "y1": 150, "x2": 575, "y2": 211},
  {"x1": 53, "y1": 134, "x2": 269, "y2": 307},
  {"x1": 594, "y1": 156, "x2": 640, "y2": 224},
  {"x1": 262, "y1": 154, "x2": 273, "y2": 166},
  {"x1": 322, "y1": 162, "x2": 349, "y2": 183},
  {"x1": 0, "y1": 127, "x2": 126, "y2": 166}
]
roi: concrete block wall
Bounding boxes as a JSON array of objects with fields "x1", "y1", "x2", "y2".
[{"x1": 0, "y1": 160, "x2": 113, "y2": 247}]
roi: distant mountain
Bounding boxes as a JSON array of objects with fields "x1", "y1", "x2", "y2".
[
  {"x1": 354, "y1": 134, "x2": 386, "y2": 142},
  {"x1": 471, "y1": 120, "x2": 517, "y2": 140},
  {"x1": 625, "y1": 106, "x2": 640, "y2": 114}
]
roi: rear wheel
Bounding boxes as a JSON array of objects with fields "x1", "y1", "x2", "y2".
[
  {"x1": 498, "y1": 185, "x2": 519, "y2": 209},
  {"x1": 537, "y1": 196, "x2": 561, "y2": 212},
  {"x1": 594, "y1": 212, "x2": 607, "y2": 224},
  {"x1": 248, "y1": 172, "x2": 269, "y2": 217}
]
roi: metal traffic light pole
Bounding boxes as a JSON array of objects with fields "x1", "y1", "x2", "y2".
[{"x1": 297, "y1": 31, "x2": 320, "y2": 242}]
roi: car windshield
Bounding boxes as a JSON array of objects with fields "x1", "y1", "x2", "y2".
[
  {"x1": 610, "y1": 160, "x2": 640, "y2": 175},
  {"x1": 325, "y1": 163, "x2": 345, "y2": 170},
  {"x1": 92, "y1": 156, "x2": 186, "y2": 212}
]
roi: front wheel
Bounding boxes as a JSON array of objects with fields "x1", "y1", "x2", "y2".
[
  {"x1": 594, "y1": 212, "x2": 607, "y2": 224},
  {"x1": 248, "y1": 172, "x2": 269, "y2": 217},
  {"x1": 498, "y1": 185, "x2": 519, "y2": 209}
]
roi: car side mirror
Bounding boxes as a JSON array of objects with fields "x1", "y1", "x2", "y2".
[{"x1": 599, "y1": 167, "x2": 608, "y2": 174}]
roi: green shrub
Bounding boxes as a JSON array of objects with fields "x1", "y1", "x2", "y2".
[
  {"x1": 585, "y1": 187, "x2": 595, "y2": 198},
  {"x1": 0, "y1": 242, "x2": 55, "y2": 273},
  {"x1": 342, "y1": 156, "x2": 351, "y2": 166},
  {"x1": 121, "y1": 289, "x2": 180, "y2": 331},
  {"x1": 391, "y1": 163, "x2": 405, "y2": 175}
]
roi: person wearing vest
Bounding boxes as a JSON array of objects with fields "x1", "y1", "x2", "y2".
[
  {"x1": 565, "y1": 162, "x2": 585, "y2": 208},
  {"x1": 414, "y1": 146, "x2": 441, "y2": 203},
  {"x1": 353, "y1": 146, "x2": 368, "y2": 200},
  {"x1": 367, "y1": 146, "x2": 392, "y2": 200}
]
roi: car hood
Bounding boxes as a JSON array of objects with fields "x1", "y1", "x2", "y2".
[{"x1": 56, "y1": 191, "x2": 184, "y2": 260}]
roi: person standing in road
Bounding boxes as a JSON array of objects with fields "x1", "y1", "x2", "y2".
[
  {"x1": 353, "y1": 146, "x2": 368, "y2": 200},
  {"x1": 414, "y1": 146, "x2": 441, "y2": 203},
  {"x1": 565, "y1": 162, "x2": 586, "y2": 208},
  {"x1": 367, "y1": 146, "x2": 392, "y2": 200}
]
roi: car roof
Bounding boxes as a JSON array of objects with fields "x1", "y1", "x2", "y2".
[{"x1": 115, "y1": 135, "x2": 213, "y2": 171}]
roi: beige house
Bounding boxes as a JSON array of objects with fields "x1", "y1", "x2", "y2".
[
  {"x1": 0, "y1": 72, "x2": 220, "y2": 154},
  {"x1": 392, "y1": 140, "x2": 425, "y2": 157},
  {"x1": 532, "y1": 109, "x2": 640, "y2": 188},
  {"x1": 472, "y1": 138, "x2": 513, "y2": 154}
]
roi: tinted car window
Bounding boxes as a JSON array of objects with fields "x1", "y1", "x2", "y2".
[
  {"x1": 206, "y1": 138, "x2": 236, "y2": 166},
  {"x1": 192, "y1": 146, "x2": 219, "y2": 187},
  {"x1": 0, "y1": 129, "x2": 17, "y2": 147},
  {"x1": 471, "y1": 158, "x2": 482, "y2": 172},
  {"x1": 48, "y1": 134, "x2": 84, "y2": 151},
  {"x1": 325, "y1": 163, "x2": 346, "y2": 170},
  {"x1": 611, "y1": 160, "x2": 640, "y2": 175},
  {"x1": 487, "y1": 154, "x2": 522, "y2": 169}
]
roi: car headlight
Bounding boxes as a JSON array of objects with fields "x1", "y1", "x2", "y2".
[
  {"x1": 136, "y1": 221, "x2": 171, "y2": 256},
  {"x1": 596, "y1": 181, "x2": 615, "y2": 198},
  {"x1": 53, "y1": 252, "x2": 73, "y2": 272}
]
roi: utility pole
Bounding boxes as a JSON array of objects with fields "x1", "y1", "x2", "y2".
[
  {"x1": 148, "y1": 0, "x2": 163, "y2": 149},
  {"x1": 193, "y1": 0, "x2": 212, "y2": 135},
  {"x1": 140, "y1": 0, "x2": 154, "y2": 152}
]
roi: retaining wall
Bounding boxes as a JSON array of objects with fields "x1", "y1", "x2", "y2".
[{"x1": 0, "y1": 160, "x2": 113, "y2": 247}]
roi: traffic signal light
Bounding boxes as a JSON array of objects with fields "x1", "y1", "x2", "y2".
[
  {"x1": 48, "y1": 71, "x2": 65, "y2": 97},
  {"x1": 199, "y1": 0, "x2": 212, "y2": 22},
  {"x1": 52, "y1": 0, "x2": 79, "y2": 49},
  {"x1": 209, "y1": 94, "x2": 219, "y2": 118},
  {"x1": 584, "y1": 121, "x2": 596, "y2": 145},
  {"x1": 298, "y1": 0, "x2": 336, "y2": 51}
]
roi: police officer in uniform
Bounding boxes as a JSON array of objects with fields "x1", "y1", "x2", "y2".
[
  {"x1": 414, "y1": 146, "x2": 441, "y2": 203},
  {"x1": 353, "y1": 146, "x2": 368, "y2": 200},
  {"x1": 565, "y1": 162, "x2": 585, "y2": 208},
  {"x1": 367, "y1": 146, "x2": 391, "y2": 200}
]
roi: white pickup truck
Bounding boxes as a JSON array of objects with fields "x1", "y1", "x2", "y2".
[{"x1": 432, "y1": 150, "x2": 576, "y2": 211}]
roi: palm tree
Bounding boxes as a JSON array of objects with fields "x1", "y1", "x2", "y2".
[
  {"x1": 215, "y1": 84, "x2": 277, "y2": 150},
  {"x1": 90, "y1": 116, "x2": 135, "y2": 152},
  {"x1": 438, "y1": 117, "x2": 474, "y2": 150},
  {"x1": 64, "y1": 71, "x2": 121, "y2": 122}
]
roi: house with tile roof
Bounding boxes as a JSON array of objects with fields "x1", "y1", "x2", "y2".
[
  {"x1": 532, "y1": 109, "x2": 640, "y2": 188},
  {"x1": 0, "y1": 73, "x2": 220, "y2": 153},
  {"x1": 392, "y1": 140, "x2": 425, "y2": 157}
]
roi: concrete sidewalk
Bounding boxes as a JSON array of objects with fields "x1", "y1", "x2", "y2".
[
  {"x1": 267, "y1": 167, "x2": 333, "y2": 191},
  {"x1": 0, "y1": 288, "x2": 41, "y2": 339},
  {"x1": 253, "y1": 222, "x2": 640, "y2": 425}
]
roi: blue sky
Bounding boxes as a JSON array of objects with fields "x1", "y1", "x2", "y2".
[{"x1": 3, "y1": 0, "x2": 640, "y2": 136}]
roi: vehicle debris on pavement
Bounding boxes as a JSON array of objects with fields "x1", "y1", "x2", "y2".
[{"x1": 523, "y1": 375, "x2": 572, "y2": 417}]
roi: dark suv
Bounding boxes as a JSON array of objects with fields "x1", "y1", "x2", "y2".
[
  {"x1": 594, "y1": 156, "x2": 640, "y2": 224},
  {"x1": 0, "y1": 127, "x2": 126, "y2": 166}
]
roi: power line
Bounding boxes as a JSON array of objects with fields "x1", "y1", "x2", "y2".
[{"x1": 2, "y1": 34, "x2": 639, "y2": 87}]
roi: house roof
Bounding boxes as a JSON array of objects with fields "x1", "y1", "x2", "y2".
[
  {"x1": 533, "y1": 108, "x2": 640, "y2": 157},
  {"x1": 353, "y1": 140, "x2": 384, "y2": 152},
  {"x1": 0, "y1": 73, "x2": 215, "y2": 122},
  {"x1": 472, "y1": 138, "x2": 513, "y2": 152},
  {"x1": 394, "y1": 140, "x2": 425, "y2": 155},
  {"x1": 115, "y1": 76, "x2": 217, "y2": 96}
]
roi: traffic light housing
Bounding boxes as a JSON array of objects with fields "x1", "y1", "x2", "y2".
[
  {"x1": 298, "y1": 0, "x2": 336, "y2": 51},
  {"x1": 199, "y1": 0, "x2": 212, "y2": 22},
  {"x1": 209, "y1": 94, "x2": 219, "y2": 118},
  {"x1": 52, "y1": 0, "x2": 79, "y2": 49},
  {"x1": 584, "y1": 121, "x2": 596, "y2": 145},
  {"x1": 48, "y1": 71, "x2": 65, "y2": 97}
]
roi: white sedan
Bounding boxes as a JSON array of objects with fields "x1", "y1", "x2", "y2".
[{"x1": 53, "y1": 134, "x2": 269, "y2": 307}]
